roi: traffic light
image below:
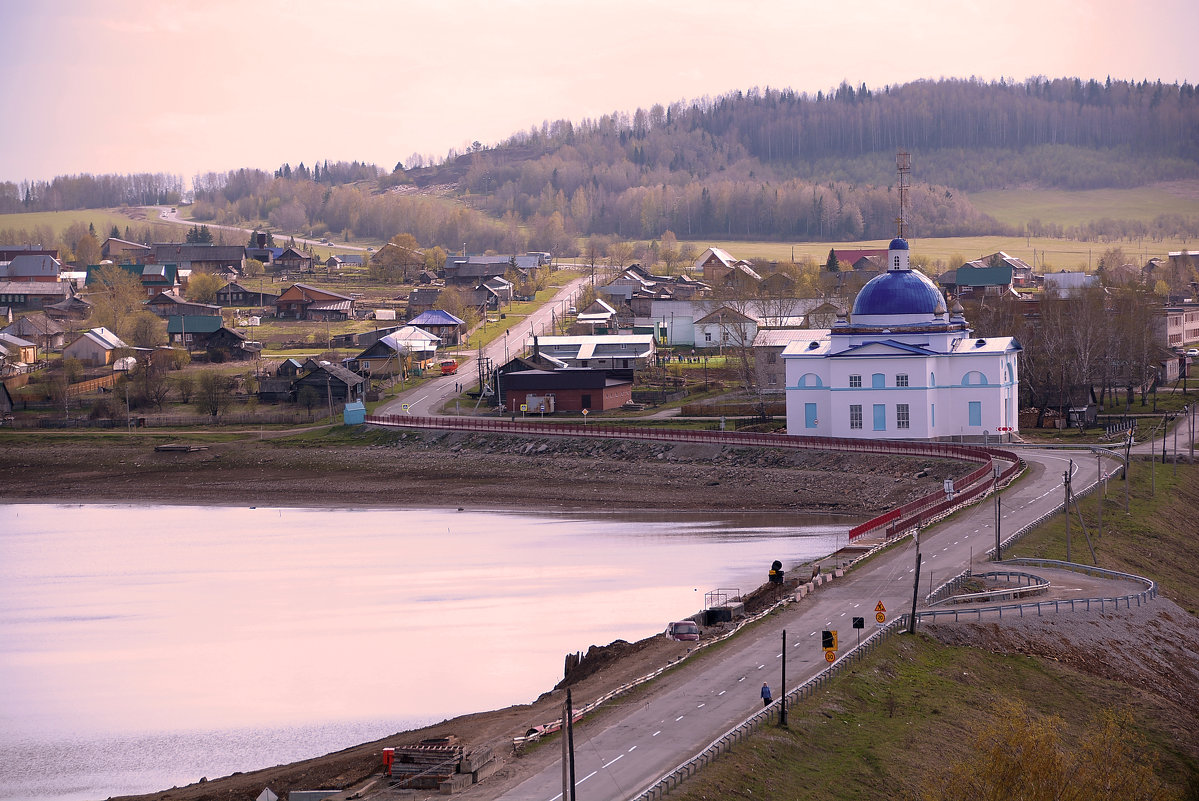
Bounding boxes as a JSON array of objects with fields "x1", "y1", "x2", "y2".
[{"x1": 821, "y1": 630, "x2": 838, "y2": 650}]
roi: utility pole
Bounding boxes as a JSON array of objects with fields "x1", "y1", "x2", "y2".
[
  {"x1": 907, "y1": 528, "x2": 921, "y2": 635},
  {"x1": 561, "y1": 688, "x2": 576, "y2": 801},
  {"x1": 1151, "y1": 427, "x2": 1156, "y2": 496},
  {"x1": 1097, "y1": 451, "x2": 1103, "y2": 540},
  {"x1": 1064, "y1": 462, "x2": 1072, "y2": 563},
  {"x1": 779, "y1": 630, "x2": 788, "y2": 727}
]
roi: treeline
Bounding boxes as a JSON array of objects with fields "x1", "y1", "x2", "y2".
[{"x1": 0, "y1": 172, "x2": 184, "y2": 213}]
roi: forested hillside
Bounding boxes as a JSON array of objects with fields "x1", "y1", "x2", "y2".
[{"x1": 3, "y1": 77, "x2": 1197, "y2": 254}]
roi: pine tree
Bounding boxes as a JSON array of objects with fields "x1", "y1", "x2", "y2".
[{"x1": 826, "y1": 248, "x2": 841, "y2": 272}]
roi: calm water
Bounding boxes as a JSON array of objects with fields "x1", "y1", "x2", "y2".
[{"x1": 0, "y1": 504, "x2": 850, "y2": 800}]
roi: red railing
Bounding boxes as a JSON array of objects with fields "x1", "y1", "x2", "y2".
[{"x1": 364, "y1": 414, "x2": 1023, "y2": 540}]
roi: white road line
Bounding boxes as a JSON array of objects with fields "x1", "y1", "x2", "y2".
[
  {"x1": 738, "y1": 676, "x2": 745, "y2": 682},
  {"x1": 653, "y1": 731, "x2": 661, "y2": 737},
  {"x1": 628, "y1": 745, "x2": 638, "y2": 752},
  {"x1": 718, "y1": 690, "x2": 726, "y2": 696},
  {"x1": 775, "y1": 653, "x2": 782, "y2": 658},
  {"x1": 757, "y1": 664, "x2": 765, "y2": 669},
  {"x1": 697, "y1": 703, "x2": 705, "y2": 708},
  {"x1": 675, "y1": 715, "x2": 684, "y2": 721},
  {"x1": 602, "y1": 755, "x2": 624, "y2": 769},
  {"x1": 579, "y1": 770, "x2": 597, "y2": 784}
]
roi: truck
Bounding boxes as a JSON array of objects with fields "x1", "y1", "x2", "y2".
[{"x1": 439, "y1": 359, "x2": 458, "y2": 376}]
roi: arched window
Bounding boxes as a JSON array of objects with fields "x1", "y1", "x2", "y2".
[
  {"x1": 871, "y1": 373, "x2": 885, "y2": 389},
  {"x1": 798, "y1": 373, "x2": 823, "y2": 388},
  {"x1": 963, "y1": 370, "x2": 988, "y2": 386}
]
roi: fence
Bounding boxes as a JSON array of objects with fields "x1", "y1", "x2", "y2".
[
  {"x1": 67, "y1": 374, "x2": 119, "y2": 396},
  {"x1": 8, "y1": 410, "x2": 325, "y2": 429}
]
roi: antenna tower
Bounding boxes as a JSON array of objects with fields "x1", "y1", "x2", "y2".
[{"x1": 895, "y1": 151, "x2": 911, "y2": 239}]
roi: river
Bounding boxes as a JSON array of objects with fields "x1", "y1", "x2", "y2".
[{"x1": 0, "y1": 503, "x2": 851, "y2": 800}]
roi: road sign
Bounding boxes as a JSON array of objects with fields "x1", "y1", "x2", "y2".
[
  {"x1": 581, "y1": 408, "x2": 589, "y2": 416},
  {"x1": 824, "y1": 650, "x2": 836, "y2": 663},
  {"x1": 874, "y1": 601, "x2": 886, "y2": 613},
  {"x1": 520, "y1": 404, "x2": 528, "y2": 412},
  {"x1": 875, "y1": 612, "x2": 886, "y2": 624},
  {"x1": 852, "y1": 617, "x2": 865, "y2": 629},
  {"x1": 821, "y1": 630, "x2": 838, "y2": 650},
  {"x1": 401, "y1": 403, "x2": 410, "y2": 413}
]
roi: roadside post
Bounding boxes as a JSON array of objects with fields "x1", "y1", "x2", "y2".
[{"x1": 852, "y1": 616, "x2": 865, "y2": 661}]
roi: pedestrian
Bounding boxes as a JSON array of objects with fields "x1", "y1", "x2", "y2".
[{"x1": 761, "y1": 682, "x2": 772, "y2": 707}]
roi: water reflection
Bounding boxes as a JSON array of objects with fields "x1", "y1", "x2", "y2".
[{"x1": 0, "y1": 503, "x2": 850, "y2": 800}]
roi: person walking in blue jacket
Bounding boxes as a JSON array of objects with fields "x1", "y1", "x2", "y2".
[{"x1": 761, "y1": 682, "x2": 772, "y2": 707}]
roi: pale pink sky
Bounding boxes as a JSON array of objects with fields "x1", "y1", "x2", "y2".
[{"x1": 2, "y1": 0, "x2": 1196, "y2": 185}]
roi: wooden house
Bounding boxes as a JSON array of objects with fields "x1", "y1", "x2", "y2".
[
  {"x1": 146, "y1": 291, "x2": 221, "y2": 318},
  {"x1": 273, "y1": 247, "x2": 314, "y2": 274},
  {"x1": 274, "y1": 283, "x2": 354, "y2": 321},
  {"x1": 1, "y1": 313, "x2": 66, "y2": 351},
  {"x1": 215, "y1": 281, "x2": 280, "y2": 307},
  {"x1": 293, "y1": 363, "x2": 365, "y2": 404},
  {"x1": 63, "y1": 327, "x2": 127, "y2": 366}
]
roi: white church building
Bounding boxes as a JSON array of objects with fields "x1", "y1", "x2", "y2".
[{"x1": 783, "y1": 237, "x2": 1021, "y2": 441}]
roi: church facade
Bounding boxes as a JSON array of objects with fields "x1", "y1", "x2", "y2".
[{"x1": 783, "y1": 238, "x2": 1021, "y2": 441}]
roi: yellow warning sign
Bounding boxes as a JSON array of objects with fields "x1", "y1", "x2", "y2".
[
  {"x1": 874, "y1": 601, "x2": 887, "y2": 613},
  {"x1": 875, "y1": 612, "x2": 886, "y2": 624},
  {"x1": 824, "y1": 650, "x2": 836, "y2": 663}
]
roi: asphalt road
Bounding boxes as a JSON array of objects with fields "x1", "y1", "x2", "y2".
[{"x1": 495, "y1": 448, "x2": 1115, "y2": 801}]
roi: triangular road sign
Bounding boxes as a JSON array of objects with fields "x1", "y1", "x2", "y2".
[{"x1": 874, "y1": 601, "x2": 887, "y2": 613}]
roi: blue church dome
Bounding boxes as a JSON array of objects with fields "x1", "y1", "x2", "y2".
[
  {"x1": 888, "y1": 237, "x2": 909, "y2": 250},
  {"x1": 852, "y1": 269, "x2": 945, "y2": 317}
]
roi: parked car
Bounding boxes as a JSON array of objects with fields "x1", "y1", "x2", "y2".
[
  {"x1": 666, "y1": 620, "x2": 700, "y2": 641},
  {"x1": 1187, "y1": 348, "x2": 1198, "y2": 357}
]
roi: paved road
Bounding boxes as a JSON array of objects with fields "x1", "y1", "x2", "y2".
[
  {"x1": 378, "y1": 274, "x2": 590, "y2": 417},
  {"x1": 155, "y1": 206, "x2": 369, "y2": 253},
  {"x1": 495, "y1": 448, "x2": 1111, "y2": 801}
]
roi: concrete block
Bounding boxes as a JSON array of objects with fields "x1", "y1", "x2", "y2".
[
  {"x1": 472, "y1": 759, "x2": 501, "y2": 783},
  {"x1": 439, "y1": 773, "x2": 474, "y2": 794},
  {"x1": 461, "y1": 745, "x2": 493, "y2": 773}
]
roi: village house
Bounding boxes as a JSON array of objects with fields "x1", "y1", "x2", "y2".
[
  {"x1": 349, "y1": 326, "x2": 441, "y2": 376},
  {"x1": 149, "y1": 243, "x2": 246, "y2": 274},
  {"x1": 1, "y1": 313, "x2": 66, "y2": 352},
  {"x1": 753, "y1": 329, "x2": 824, "y2": 392},
  {"x1": 0, "y1": 254, "x2": 62, "y2": 282},
  {"x1": 293, "y1": 362, "x2": 366, "y2": 404},
  {"x1": 274, "y1": 283, "x2": 354, "y2": 321},
  {"x1": 273, "y1": 247, "x2": 314, "y2": 274},
  {"x1": 500, "y1": 368, "x2": 633, "y2": 414},
  {"x1": 525, "y1": 334, "x2": 655, "y2": 377},
  {"x1": 0, "y1": 280, "x2": 76, "y2": 311},
  {"x1": 215, "y1": 281, "x2": 280, "y2": 307},
  {"x1": 204, "y1": 327, "x2": 261, "y2": 362},
  {"x1": 939, "y1": 264, "x2": 1016, "y2": 297},
  {"x1": 145, "y1": 291, "x2": 221, "y2": 318},
  {"x1": 63, "y1": 327, "x2": 128, "y2": 367},
  {"x1": 693, "y1": 306, "x2": 759, "y2": 350},
  {"x1": 407, "y1": 309, "x2": 466, "y2": 345},
  {"x1": 166, "y1": 315, "x2": 224, "y2": 349},
  {"x1": 100, "y1": 238, "x2": 151, "y2": 263},
  {"x1": 0, "y1": 332, "x2": 37, "y2": 368}
]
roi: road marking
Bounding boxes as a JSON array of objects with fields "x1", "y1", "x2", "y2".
[
  {"x1": 776, "y1": 653, "x2": 782, "y2": 658},
  {"x1": 675, "y1": 715, "x2": 684, "y2": 721},
  {"x1": 579, "y1": 770, "x2": 597, "y2": 784},
  {"x1": 757, "y1": 664, "x2": 765, "y2": 670},
  {"x1": 718, "y1": 690, "x2": 726, "y2": 696},
  {"x1": 653, "y1": 731, "x2": 661, "y2": 737},
  {"x1": 602, "y1": 755, "x2": 624, "y2": 769},
  {"x1": 628, "y1": 745, "x2": 637, "y2": 752},
  {"x1": 697, "y1": 703, "x2": 705, "y2": 708},
  {"x1": 738, "y1": 676, "x2": 745, "y2": 682}
]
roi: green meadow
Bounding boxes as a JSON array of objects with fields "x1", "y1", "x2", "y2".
[
  {"x1": 968, "y1": 181, "x2": 1199, "y2": 228},
  {"x1": 0, "y1": 207, "x2": 186, "y2": 241}
]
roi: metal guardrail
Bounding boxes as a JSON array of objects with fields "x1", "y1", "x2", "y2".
[{"x1": 927, "y1": 570, "x2": 1050, "y2": 607}]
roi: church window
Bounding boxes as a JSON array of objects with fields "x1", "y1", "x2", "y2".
[
  {"x1": 896, "y1": 373, "x2": 909, "y2": 387},
  {"x1": 849, "y1": 405, "x2": 863, "y2": 429},
  {"x1": 893, "y1": 255, "x2": 900, "y2": 268},
  {"x1": 897, "y1": 404, "x2": 910, "y2": 429},
  {"x1": 849, "y1": 374, "x2": 862, "y2": 388},
  {"x1": 968, "y1": 401, "x2": 982, "y2": 426},
  {"x1": 871, "y1": 373, "x2": 885, "y2": 389},
  {"x1": 872, "y1": 404, "x2": 886, "y2": 431}
]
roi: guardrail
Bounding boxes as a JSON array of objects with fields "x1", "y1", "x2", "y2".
[{"x1": 927, "y1": 570, "x2": 1050, "y2": 607}]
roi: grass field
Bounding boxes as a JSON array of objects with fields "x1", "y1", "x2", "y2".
[
  {"x1": 0, "y1": 208, "x2": 189, "y2": 242},
  {"x1": 968, "y1": 181, "x2": 1199, "y2": 228},
  {"x1": 704, "y1": 233, "x2": 1195, "y2": 272}
]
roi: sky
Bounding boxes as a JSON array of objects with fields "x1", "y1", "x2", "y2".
[{"x1": 2, "y1": 0, "x2": 1197, "y2": 186}]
